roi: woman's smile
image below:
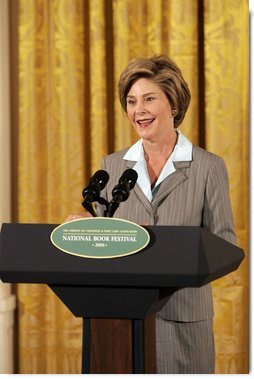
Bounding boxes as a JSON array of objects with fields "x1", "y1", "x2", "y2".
[{"x1": 136, "y1": 117, "x2": 155, "y2": 128}]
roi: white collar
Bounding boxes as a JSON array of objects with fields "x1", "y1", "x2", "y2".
[
  {"x1": 123, "y1": 130, "x2": 192, "y2": 162},
  {"x1": 123, "y1": 131, "x2": 193, "y2": 201}
]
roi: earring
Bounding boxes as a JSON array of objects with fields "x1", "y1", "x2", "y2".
[{"x1": 172, "y1": 109, "x2": 177, "y2": 116}]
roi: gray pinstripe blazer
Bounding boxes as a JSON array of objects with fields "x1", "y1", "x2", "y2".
[{"x1": 97, "y1": 144, "x2": 236, "y2": 322}]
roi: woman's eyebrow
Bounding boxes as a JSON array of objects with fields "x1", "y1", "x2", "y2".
[{"x1": 127, "y1": 92, "x2": 157, "y2": 98}]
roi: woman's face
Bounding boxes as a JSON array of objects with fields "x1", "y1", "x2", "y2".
[{"x1": 126, "y1": 78, "x2": 175, "y2": 143}]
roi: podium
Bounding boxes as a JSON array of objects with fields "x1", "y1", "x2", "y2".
[{"x1": 0, "y1": 223, "x2": 244, "y2": 373}]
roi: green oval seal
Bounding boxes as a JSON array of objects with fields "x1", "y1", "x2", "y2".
[{"x1": 50, "y1": 217, "x2": 150, "y2": 259}]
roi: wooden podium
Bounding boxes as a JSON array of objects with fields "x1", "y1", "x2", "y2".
[{"x1": 0, "y1": 223, "x2": 244, "y2": 373}]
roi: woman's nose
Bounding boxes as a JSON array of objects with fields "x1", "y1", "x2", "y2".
[{"x1": 135, "y1": 100, "x2": 146, "y2": 113}]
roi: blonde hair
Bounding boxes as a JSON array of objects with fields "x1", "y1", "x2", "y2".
[{"x1": 118, "y1": 55, "x2": 191, "y2": 128}]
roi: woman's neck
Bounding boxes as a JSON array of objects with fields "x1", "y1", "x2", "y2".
[
  {"x1": 142, "y1": 131, "x2": 178, "y2": 162},
  {"x1": 142, "y1": 131, "x2": 178, "y2": 189}
]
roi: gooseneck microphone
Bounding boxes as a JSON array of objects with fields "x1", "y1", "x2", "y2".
[
  {"x1": 107, "y1": 169, "x2": 138, "y2": 217},
  {"x1": 82, "y1": 170, "x2": 109, "y2": 216}
]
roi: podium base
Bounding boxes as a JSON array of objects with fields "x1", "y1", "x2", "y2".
[{"x1": 82, "y1": 317, "x2": 156, "y2": 374}]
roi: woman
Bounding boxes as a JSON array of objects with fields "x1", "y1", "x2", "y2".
[{"x1": 68, "y1": 55, "x2": 236, "y2": 373}]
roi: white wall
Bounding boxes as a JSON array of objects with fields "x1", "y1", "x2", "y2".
[{"x1": 0, "y1": 0, "x2": 16, "y2": 373}]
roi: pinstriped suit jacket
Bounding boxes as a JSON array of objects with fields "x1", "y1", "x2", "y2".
[{"x1": 97, "y1": 144, "x2": 236, "y2": 322}]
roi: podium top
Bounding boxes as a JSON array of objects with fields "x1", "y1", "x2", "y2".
[{"x1": 0, "y1": 223, "x2": 244, "y2": 288}]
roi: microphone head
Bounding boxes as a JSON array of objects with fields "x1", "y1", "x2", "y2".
[
  {"x1": 89, "y1": 170, "x2": 109, "y2": 190},
  {"x1": 119, "y1": 169, "x2": 138, "y2": 189},
  {"x1": 108, "y1": 169, "x2": 138, "y2": 216},
  {"x1": 82, "y1": 170, "x2": 109, "y2": 199}
]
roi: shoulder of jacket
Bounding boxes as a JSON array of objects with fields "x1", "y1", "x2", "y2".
[
  {"x1": 103, "y1": 147, "x2": 130, "y2": 162},
  {"x1": 192, "y1": 144, "x2": 225, "y2": 165}
]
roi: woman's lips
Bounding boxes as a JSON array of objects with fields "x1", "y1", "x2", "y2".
[{"x1": 136, "y1": 118, "x2": 155, "y2": 127}]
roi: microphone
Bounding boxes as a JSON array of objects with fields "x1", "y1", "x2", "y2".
[
  {"x1": 107, "y1": 169, "x2": 138, "y2": 217},
  {"x1": 82, "y1": 170, "x2": 109, "y2": 216}
]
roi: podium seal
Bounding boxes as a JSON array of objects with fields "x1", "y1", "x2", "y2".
[{"x1": 50, "y1": 217, "x2": 150, "y2": 259}]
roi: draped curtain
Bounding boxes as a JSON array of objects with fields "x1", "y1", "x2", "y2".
[
  {"x1": 11, "y1": 0, "x2": 249, "y2": 373},
  {"x1": 0, "y1": 0, "x2": 15, "y2": 373}
]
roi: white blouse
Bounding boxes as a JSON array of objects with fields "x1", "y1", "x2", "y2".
[{"x1": 123, "y1": 130, "x2": 193, "y2": 202}]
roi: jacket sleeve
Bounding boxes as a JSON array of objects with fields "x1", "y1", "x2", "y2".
[{"x1": 203, "y1": 156, "x2": 236, "y2": 244}]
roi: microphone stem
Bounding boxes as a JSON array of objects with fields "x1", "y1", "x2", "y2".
[
  {"x1": 107, "y1": 200, "x2": 120, "y2": 218},
  {"x1": 107, "y1": 192, "x2": 125, "y2": 217},
  {"x1": 82, "y1": 200, "x2": 97, "y2": 217}
]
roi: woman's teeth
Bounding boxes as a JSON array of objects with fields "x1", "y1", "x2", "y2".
[{"x1": 137, "y1": 118, "x2": 154, "y2": 127}]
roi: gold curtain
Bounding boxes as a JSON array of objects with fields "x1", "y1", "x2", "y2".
[
  {"x1": 13, "y1": 0, "x2": 249, "y2": 374},
  {"x1": 204, "y1": 0, "x2": 249, "y2": 372}
]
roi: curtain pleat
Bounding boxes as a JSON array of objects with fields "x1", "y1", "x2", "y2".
[
  {"x1": 204, "y1": 0, "x2": 249, "y2": 373},
  {"x1": 0, "y1": 0, "x2": 15, "y2": 373},
  {"x1": 18, "y1": 0, "x2": 86, "y2": 373},
  {"x1": 14, "y1": 0, "x2": 249, "y2": 373}
]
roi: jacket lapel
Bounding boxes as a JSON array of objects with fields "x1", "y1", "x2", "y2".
[
  {"x1": 125, "y1": 160, "x2": 154, "y2": 214},
  {"x1": 125, "y1": 160, "x2": 191, "y2": 211},
  {"x1": 152, "y1": 161, "x2": 191, "y2": 206}
]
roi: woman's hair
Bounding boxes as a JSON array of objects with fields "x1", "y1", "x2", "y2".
[{"x1": 118, "y1": 55, "x2": 191, "y2": 128}]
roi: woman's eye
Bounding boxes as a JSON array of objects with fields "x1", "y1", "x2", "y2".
[
  {"x1": 146, "y1": 97, "x2": 154, "y2": 102},
  {"x1": 127, "y1": 99, "x2": 135, "y2": 105}
]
